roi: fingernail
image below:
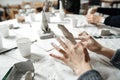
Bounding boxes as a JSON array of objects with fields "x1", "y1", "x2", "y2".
[
  {"x1": 51, "y1": 42, "x2": 54, "y2": 45},
  {"x1": 49, "y1": 54, "x2": 52, "y2": 56}
]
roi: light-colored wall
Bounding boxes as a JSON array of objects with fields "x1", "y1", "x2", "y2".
[{"x1": 0, "y1": 0, "x2": 45, "y2": 6}]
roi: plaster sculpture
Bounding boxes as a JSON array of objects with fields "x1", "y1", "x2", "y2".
[
  {"x1": 39, "y1": 11, "x2": 54, "y2": 39},
  {"x1": 58, "y1": 24, "x2": 76, "y2": 45}
]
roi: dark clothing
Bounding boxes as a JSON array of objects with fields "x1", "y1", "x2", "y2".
[
  {"x1": 0, "y1": 11, "x2": 3, "y2": 21},
  {"x1": 97, "y1": 8, "x2": 120, "y2": 16},
  {"x1": 77, "y1": 49, "x2": 120, "y2": 80},
  {"x1": 77, "y1": 70, "x2": 103, "y2": 80},
  {"x1": 89, "y1": 0, "x2": 101, "y2": 6},
  {"x1": 57, "y1": 0, "x2": 80, "y2": 14},
  {"x1": 110, "y1": 49, "x2": 120, "y2": 69},
  {"x1": 104, "y1": 15, "x2": 120, "y2": 28},
  {"x1": 97, "y1": 8, "x2": 120, "y2": 28}
]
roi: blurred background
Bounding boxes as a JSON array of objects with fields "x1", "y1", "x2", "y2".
[{"x1": 0, "y1": 0, "x2": 120, "y2": 21}]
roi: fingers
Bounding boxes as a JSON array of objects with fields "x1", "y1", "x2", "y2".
[
  {"x1": 78, "y1": 32, "x2": 91, "y2": 41},
  {"x1": 87, "y1": 7, "x2": 97, "y2": 15},
  {"x1": 86, "y1": 14, "x2": 94, "y2": 23},
  {"x1": 64, "y1": 38, "x2": 74, "y2": 49},
  {"x1": 50, "y1": 54, "x2": 64, "y2": 61},
  {"x1": 51, "y1": 43, "x2": 68, "y2": 58},
  {"x1": 75, "y1": 42, "x2": 90, "y2": 62},
  {"x1": 56, "y1": 37, "x2": 68, "y2": 49},
  {"x1": 74, "y1": 43, "x2": 82, "y2": 55},
  {"x1": 75, "y1": 42, "x2": 83, "y2": 49},
  {"x1": 81, "y1": 41, "x2": 89, "y2": 48},
  {"x1": 56, "y1": 37, "x2": 74, "y2": 50},
  {"x1": 78, "y1": 31, "x2": 88, "y2": 36},
  {"x1": 78, "y1": 32, "x2": 94, "y2": 48}
]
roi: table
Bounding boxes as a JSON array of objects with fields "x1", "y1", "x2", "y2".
[{"x1": 0, "y1": 12, "x2": 120, "y2": 80}]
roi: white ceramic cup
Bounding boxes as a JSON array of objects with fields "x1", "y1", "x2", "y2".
[
  {"x1": 71, "y1": 18, "x2": 77, "y2": 28},
  {"x1": 16, "y1": 38, "x2": 31, "y2": 57},
  {"x1": 58, "y1": 11, "x2": 65, "y2": 21},
  {"x1": 0, "y1": 36, "x2": 3, "y2": 49},
  {"x1": 0, "y1": 24, "x2": 9, "y2": 38}
]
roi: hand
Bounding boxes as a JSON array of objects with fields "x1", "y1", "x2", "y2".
[
  {"x1": 87, "y1": 7, "x2": 98, "y2": 15},
  {"x1": 17, "y1": 16, "x2": 25, "y2": 23},
  {"x1": 86, "y1": 14, "x2": 103, "y2": 25},
  {"x1": 50, "y1": 38, "x2": 92, "y2": 76},
  {"x1": 78, "y1": 32, "x2": 115, "y2": 58},
  {"x1": 78, "y1": 32, "x2": 103, "y2": 53}
]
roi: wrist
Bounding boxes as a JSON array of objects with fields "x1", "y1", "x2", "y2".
[
  {"x1": 96, "y1": 46, "x2": 115, "y2": 59},
  {"x1": 95, "y1": 16, "x2": 104, "y2": 25},
  {"x1": 74, "y1": 63, "x2": 92, "y2": 76},
  {"x1": 99, "y1": 17, "x2": 105, "y2": 24},
  {"x1": 94, "y1": 45, "x2": 104, "y2": 54}
]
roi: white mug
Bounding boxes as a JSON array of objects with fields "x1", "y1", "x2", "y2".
[
  {"x1": 16, "y1": 38, "x2": 31, "y2": 57},
  {"x1": 71, "y1": 18, "x2": 77, "y2": 28},
  {"x1": 0, "y1": 36, "x2": 3, "y2": 49},
  {"x1": 0, "y1": 24, "x2": 9, "y2": 38},
  {"x1": 58, "y1": 11, "x2": 65, "y2": 21}
]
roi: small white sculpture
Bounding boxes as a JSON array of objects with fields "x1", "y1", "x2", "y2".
[{"x1": 59, "y1": 0, "x2": 65, "y2": 21}]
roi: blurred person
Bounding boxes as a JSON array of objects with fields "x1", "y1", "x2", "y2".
[
  {"x1": 86, "y1": 7, "x2": 120, "y2": 27},
  {"x1": 50, "y1": 31, "x2": 120, "y2": 80},
  {"x1": 0, "y1": 4, "x2": 5, "y2": 21},
  {"x1": 57, "y1": 0, "x2": 80, "y2": 14}
]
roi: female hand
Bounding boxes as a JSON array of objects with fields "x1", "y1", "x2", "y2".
[
  {"x1": 78, "y1": 32, "x2": 115, "y2": 58},
  {"x1": 78, "y1": 32, "x2": 103, "y2": 53},
  {"x1": 87, "y1": 7, "x2": 98, "y2": 15},
  {"x1": 86, "y1": 14, "x2": 103, "y2": 25},
  {"x1": 50, "y1": 38, "x2": 91, "y2": 76}
]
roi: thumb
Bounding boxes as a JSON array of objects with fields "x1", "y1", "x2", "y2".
[{"x1": 80, "y1": 41, "x2": 88, "y2": 48}]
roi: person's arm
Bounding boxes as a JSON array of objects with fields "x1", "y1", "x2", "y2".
[
  {"x1": 97, "y1": 8, "x2": 120, "y2": 16},
  {"x1": 93, "y1": 44, "x2": 120, "y2": 69},
  {"x1": 97, "y1": 48, "x2": 120, "y2": 69},
  {"x1": 50, "y1": 37, "x2": 97, "y2": 79},
  {"x1": 86, "y1": 14, "x2": 120, "y2": 28},
  {"x1": 78, "y1": 32, "x2": 115, "y2": 59},
  {"x1": 79, "y1": 32, "x2": 120, "y2": 69},
  {"x1": 104, "y1": 15, "x2": 120, "y2": 28},
  {"x1": 77, "y1": 70, "x2": 103, "y2": 80},
  {"x1": 110, "y1": 49, "x2": 120, "y2": 69},
  {"x1": 95, "y1": 46, "x2": 115, "y2": 59},
  {"x1": 50, "y1": 33, "x2": 103, "y2": 80}
]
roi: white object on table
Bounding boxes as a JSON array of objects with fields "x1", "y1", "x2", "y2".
[
  {"x1": 70, "y1": 18, "x2": 78, "y2": 28},
  {"x1": 0, "y1": 14, "x2": 120, "y2": 80},
  {"x1": 0, "y1": 24, "x2": 9, "y2": 38},
  {"x1": 16, "y1": 38, "x2": 31, "y2": 58},
  {"x1": 0, "y1": 36, "x2": 3, "y2": 49}
]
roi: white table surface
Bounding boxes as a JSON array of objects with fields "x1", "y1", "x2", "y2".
[{"x1": 0, "y1": 13, "x2": 120, "y2": 80}]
